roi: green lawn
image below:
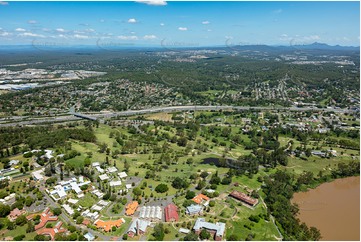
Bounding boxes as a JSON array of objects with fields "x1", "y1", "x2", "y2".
[
  {"x1": 78, "y1": 192, "x2": 98, "y2": 208},
  {"x1": 0, "y1": 223, "x2": 37, "y2": 241},
  {"x1": 286, "y1": 155, "x2": 355, "y2": 176}
]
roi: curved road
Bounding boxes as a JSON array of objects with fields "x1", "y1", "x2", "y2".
[{"x1": 0, "y1": 105, "x2": 352, "y2": 127}]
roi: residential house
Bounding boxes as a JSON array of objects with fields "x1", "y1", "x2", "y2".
[{"x1": 8, "y1": 208, "x2": 25, "y2": 221}]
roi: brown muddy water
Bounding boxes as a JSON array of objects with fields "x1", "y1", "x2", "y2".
[{"x1": 292, "y1": 176, "x2": 360, "y2": 241}]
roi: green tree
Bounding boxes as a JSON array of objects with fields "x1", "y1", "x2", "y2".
[
  {"x1": 0, "y1": 203, "x2": 11, "y2": 217},
  {"x1": 199, "y1": 229, "x2": 211, "y2": 240},
  {"x1": 34, "y1": 234, "x2": 49, "y2": 241},
  {"x1": 209, "y1": 200, "x2": 216, "y2": 207},
  {"x1": 184, "y1": 232, "x2": 199, "y2": 241},
  {"x1": 13, "y1": 234, "x2": 25, "y2": 241},
  {"x1": 76, "y1": 216, "x2": 84, "y2": 224},
  {"x1": 172, "y1": 177, "x2": 189, "y2": 189},
  {"x1": 26, "y1": 221, "x2": 35, "y2": 233},
  {"x1": 185, "y1": 190, "x2": 196, "y2": 200},
  {"x1": 133, "y1": 187, "x2": 142, "y2": 196},
  {"x1": 15, "y1": 214, "x2": 27, "y2": 226},
  {"x1": 200, "y1": 171, "x2": 209, "y2": 179},
  {"x1": 155, "y1": 184, "x2": 169, "y2": 193},
  {"x1": 152, "y1": 223, "x2": 165, "y2": 241},
  {"x1": 52, "y1": 207, "x2": 62, "y2": 216}
]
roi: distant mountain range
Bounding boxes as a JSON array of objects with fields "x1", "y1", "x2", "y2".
[
  {"x1": 289, "y1": 42, "x2": 359, "y2": 51},
  {"x1": 0, "y1": 42, "x2": 358, "y2": 52}
]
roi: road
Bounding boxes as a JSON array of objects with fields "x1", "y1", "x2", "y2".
[{"x1": 0, "y1": 105, "x2": 353, "y2": 127}]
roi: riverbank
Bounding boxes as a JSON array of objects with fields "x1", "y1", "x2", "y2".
[{"x1": 292, "y1": 176, "x2": 360, "y2": 241}]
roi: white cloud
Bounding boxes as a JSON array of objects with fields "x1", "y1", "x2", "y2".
[
  {"x1": 15, "y1": 28, "x2": 26, "y2": 32},
  {"x1": 202, "y1": 21, "x2": 210, "y2": 25},
  {"x1": 0, "y1": 31, "x2": 11, "y2": 36},
  {"x1": 0, "y1": 1, "x2": 8, "y2": 5},
  {"x1": 27, "y1": 20, "x2": 37, "y2": 24},
  {"x1": 303, "y1": 35, "x2": 320, "y2": 41},
  {"x1": 74, "y1": 34, "x2": 89, "y2": 39},
  {"x1": 135, "y1": 0, "x2": 167, "y2": 6},
  {"x1": 117, "y1": 35, "x2": 138, "y2": 40},
  {"x1": 178, "y1": 27, "x2": 187, "y2": 31},
  {"x1": 19, "y1": 32, "x2": 45, "y2": 38},
  {"x1": 160, "y1": 23, "x2": 165, "y2": 26},
  {"x1": 143, "y1": 34, "x2": 157, "y2": 40},
  {"x1": 273, "y1": 9, "x2": 283, "y2": 14},
  {"x1": 56, "y1": 28, "x2": 66, "y2": 33},
  {"x1": 279, "y1": 34, "x2": 291, "y2": 41},
  {"x1": 100, "y1": 19, "x2": 105, "y2": 23},
  {"x1": 128, "y1": 18, "x2": 138, "y2": 23},
  {"x1": 207, "y1": 29, "x2": 212, "y2": 32}
]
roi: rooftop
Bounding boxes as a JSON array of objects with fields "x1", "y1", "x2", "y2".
[
  {"x1": 99, "y1": 174, "x2": 109, "y2": 181},
  {"x1": 125, "y1": 201, "x2": 139, "y2": 216},
  {"x1": 94, "y1": 218, "x2": 125, "y2": 232},
  {"x1": 193, "y1": 218, "x2": 226, "y2": 237},
  {"x1": 192, "y1": 193, "x2": 210, "y2": 204},
  {"x1": 229, "y1": 190, "x2": 258, "y2": 206}
]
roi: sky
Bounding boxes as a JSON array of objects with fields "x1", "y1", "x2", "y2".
[{"x1": 0, "y1": 1, "x2": 359, "y2": 47}]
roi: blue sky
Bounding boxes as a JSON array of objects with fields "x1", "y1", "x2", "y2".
[{"x1": 0, "y1": 1, "x2": 359, "y2": 47}]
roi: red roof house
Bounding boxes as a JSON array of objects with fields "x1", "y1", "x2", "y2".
[
  {"x1": 229, "y1": 191, "x2": 258, "y2": 207},
  {"x1": 8, "y1": 208, "x2": 25, "y2": 221},
  {"x1": 164, "y1": 203, "x2": 179, "y2": 222}
]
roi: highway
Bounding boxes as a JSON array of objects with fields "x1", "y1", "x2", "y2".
[{"x1": 0, "y1": 105, "x2": 353, "y2": 127}]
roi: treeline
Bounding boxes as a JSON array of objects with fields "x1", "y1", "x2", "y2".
[
  {"x1": 0, "y1": 126, "x2": 96, "y2": 156},
  {"x1": 263, "y1": 170, "x2": 322, "y2": 240}
]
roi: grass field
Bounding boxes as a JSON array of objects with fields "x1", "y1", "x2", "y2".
[
  {"x1": 286, "y1": 155, "x2": 355, "y2": 176},
  {"x1": 0, "y1": 222, "x2": 37, "y2": 240},
  {"x1": 78, "y1": 193, "x2": 97, "y2": 208}
]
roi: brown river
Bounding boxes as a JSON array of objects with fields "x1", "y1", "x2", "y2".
[{"x1": 292, "y1": 176, "x2": 360, "y2": 241}]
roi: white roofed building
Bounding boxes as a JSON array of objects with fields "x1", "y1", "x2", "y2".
[
  {"x1": 139, "y1": 206, "x2": 162, "y2": 221},
  {"x1": 68, "y1": 199, "x2": 78, "y2": 204},
  {"x1": 32, "y1": 168, "x2": 45, "y2": 181},
  {"x1": 99, "y1": 174, "x2": 109, "y2": 181},
  {"x1": 110, "y1": 180, "x2": 122, "y2": 187},
  {"x1": 62, "y1": 204, "x2": 74, "y2": 215},
  {"x1": 96, "y1": 166, "x2": 105, "y2": 173},
  {"x1": 118, "y1": 172, "x2": 128, "y2": 179},
  {"x1": 106, "y1": 167, "x2": 118, "y2": 173},
  {"x1": 70, "y1": 182, "x2": 82, "y2": 194}
]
